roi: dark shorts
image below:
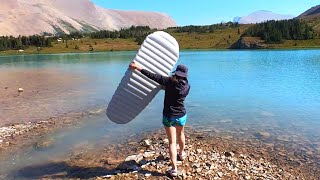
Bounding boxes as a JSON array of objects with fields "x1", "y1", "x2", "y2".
[{"x1": 162, "y1": 114, "x2": 187, "y2": 127}]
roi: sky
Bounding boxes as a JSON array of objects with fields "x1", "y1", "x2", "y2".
[{"x1": 92, "y1": 0, "x2": 319, "y2": 26}]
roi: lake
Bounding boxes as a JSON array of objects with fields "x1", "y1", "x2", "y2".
[{"x1": 1, "y1": 50, "x2": 320, "y2": 178}]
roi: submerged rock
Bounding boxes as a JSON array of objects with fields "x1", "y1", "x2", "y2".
[
  {"x1": 218, "y1": 119, "x2": 233, "y2": 123},
  {"x1": 256, "y1": 131, "x2": 271, "y2": 139},
  {"x1": 276, "y1": 135, "x2": 291, "y2": 142},
  {"x1": 34, "y1": 137, "x2": 55, "y2": 149}
]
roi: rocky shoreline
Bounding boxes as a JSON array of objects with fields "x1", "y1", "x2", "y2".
[
  {"x1": 0, "y1": 111, "x2": 88, "y2": 157},
  {"x1": 8, "y1": 127, "x2": 319, "y2": 180}
]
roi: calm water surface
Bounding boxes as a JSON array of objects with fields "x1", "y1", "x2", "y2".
[{"x1": 1, "y1": 50, "x2": 320, "y2": 178}]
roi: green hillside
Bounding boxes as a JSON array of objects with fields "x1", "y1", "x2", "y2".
[
  {"x1": 2, "y1": 20, "x2": 320, "y2": 56},
  {"x1": 167, "y1": 25, "x2": 250, "y2": 49},
  {"x1": 0, "y1": 24, "x2": 250, "y2": 55}
]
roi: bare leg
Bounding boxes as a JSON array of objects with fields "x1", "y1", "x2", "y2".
[
  {"x1": 165, "y1": 126, "x2": 177, "y2": 170},
  {"x1": 176, "y1": 125, "x2": 185, "y2": 155}
]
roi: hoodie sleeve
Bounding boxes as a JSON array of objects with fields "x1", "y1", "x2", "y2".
[{"x1": 141, "y1": 69, "x2": 171, "y2": 86}]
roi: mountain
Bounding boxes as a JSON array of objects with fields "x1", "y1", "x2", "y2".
[
  {"x1": 233, "y1": 10, "x2": 294, "y2": 24},
  {"x1": 233, "y1": 17, "x2": 241, "y2": 23},
  {"x1": 0, "y1": 0, "x2": 176, "y2": 36},
  {"x1": 297, "y1": 5, "x2": 320, "y2": 20}
]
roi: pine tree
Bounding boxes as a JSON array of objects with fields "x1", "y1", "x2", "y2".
[
  {"x1": 242, "y1": 19, "x2": 314, "y2": 43},
  {"x1": 65, "y1": 40, "x2": 69, "y2": 48}
]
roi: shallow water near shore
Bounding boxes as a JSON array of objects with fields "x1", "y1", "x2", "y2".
[{"x1": 1, "y1": 50, "x2": 320, "y2": 178}]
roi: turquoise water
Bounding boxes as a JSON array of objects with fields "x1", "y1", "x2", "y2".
[{"x1": 1, "y1": 50, "x2": 320, "y2": 178}]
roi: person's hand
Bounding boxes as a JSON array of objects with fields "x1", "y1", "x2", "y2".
[{"x1": 129, "y1": 62, "x2": 142, "y2": 71}]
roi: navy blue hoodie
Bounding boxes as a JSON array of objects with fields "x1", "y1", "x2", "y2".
[{"x1": 141, "y1": 69, "x2": 190, "y2": 118}]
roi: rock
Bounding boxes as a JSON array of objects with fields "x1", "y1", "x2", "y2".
[
  {"x1": 180, "y1": 170, "x2": 187, "y2": 179},
  {"x1": 224, "y1": 151, "x2": 234, "y2": 157},
  {"x1": 188, "y1": 156, "x2": 195, "y2": 162},
  {"x1": 143, "y1": 151, "x2": 155, "y2": 158},
  {"x1": 105, "y1": 158, "x2": 123, "y2": 165},
  {"x1": 192, "y1": 163, "x2": 201, "y2": 168},
  {"x1": 101, "y1": 175, "x2": 112, "y2": 178},
  {"x1": 210, "y1": 164, "x2": 216, "y2": 170},
  {"x1": 219, "y1": 119, "x2": 233, "y2": 123},
  {"x1": 18, "y1": 88, "x2": 24, "y2": 92},
  {"x1": 128, "y1": 141, "x2": 138, "y2": 145},
  {"x1": 145, "y1": 173, "x2": 151, "y2": 177},
  {"x1": 163, "y1": 138, "x2": 169, "y2": 144},
  {"x1": 196, "y1": 167, "x2": 202, "y2": 173},
  {"x1": 256, "y1": 131, "x2": 271, "y2": 139},
  {"x1": 202, "y1": 129, "x2": 215, "y2": 133},
  {"x1": 245, "y1": 175, "x2": 251, "y2": 180},
  {"x1": 34, "y1": 138, "x2": 55, "y2": 149},
  {"x1": 276, "y1": 135, "x2": 290, "y2": 142},
  {"x1": 139, "y1": 149, "x2": 145, "y2": 153},
  {"x1": 125, "y1": 154, "x2": 143, "y2": 163},
  {"x1": 230, "y1": 37, "x2": 268, "y2": 49},
  {"x1": 141, "y1": 139, "x2": 152, "y2": 147},
  {"x1": 148, "y1": 145, "x2": 155, "y2": 151},
  {"x1": 217, "y1": 172, "x2": 223, "y2": 177},
  {"x1": 221, "y1": 136, "x2": 233, "y2": 140},
  {"x1": 156, "y1": 154, "x2": 165, "y2": 161},
  {"x1": 197, "y1": 149, "x2": 203, "y2": 153}
]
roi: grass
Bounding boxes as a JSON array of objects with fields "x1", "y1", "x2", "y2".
[
  {"x1": 0, "y1": 38, "x2": 139, "y2": 56},
  {"x1": 270, "y1": 38, "x2": 320, "y2": 49},
  {"x1": 1, "y1": 24, "x2": 320, "y2": 56},
  {"x1": 168, "y1": 25, "x2": 251, "y2": 49}
]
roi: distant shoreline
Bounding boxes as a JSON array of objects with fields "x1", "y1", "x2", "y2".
[
  {"x1": 1, "y1": 24, "x2": 320, "y2": 57},
  {"x1": 2, "y1": 46, "x2": 320, "y2": 57}
]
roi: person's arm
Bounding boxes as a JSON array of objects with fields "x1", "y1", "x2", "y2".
[
  {"x1": 129, "y1": 62, "x2": 171, "y2": 86},
  {"x1": 140, "y1": 69, "x2": 171, "y2": 86}
]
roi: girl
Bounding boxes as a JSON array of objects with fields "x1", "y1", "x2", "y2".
[{"x1": 129, "y1": 62, "x2": 191, "y2": 177}]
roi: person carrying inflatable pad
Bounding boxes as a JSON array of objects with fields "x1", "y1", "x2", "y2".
[{"x1": 129, "y1": 62, "x2": 191, "y2": 177}]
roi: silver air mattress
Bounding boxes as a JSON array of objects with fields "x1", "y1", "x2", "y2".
[{"x1": 107, "y1": 31, "x2": 179, "y2": 124}]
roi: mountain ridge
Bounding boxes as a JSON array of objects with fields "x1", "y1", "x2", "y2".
[
  {"x1": 234, "y1": 10, "x2": 294, "y2": 24},
  {"x1": 298, "y1": 5, "x2": 320, "y2": 19},
  {"x1": 0, "y1": 0, "x2": 176, "y2": 36}
]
